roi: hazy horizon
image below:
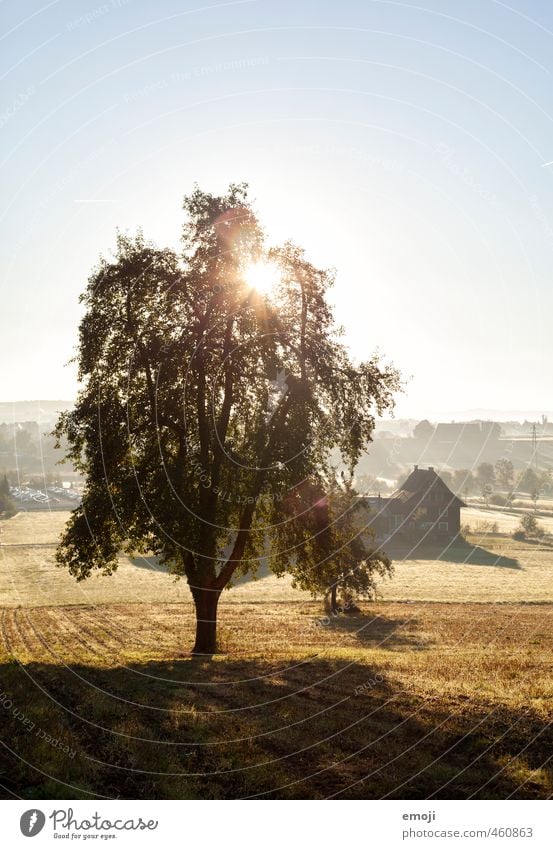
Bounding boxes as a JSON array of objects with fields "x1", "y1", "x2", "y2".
[{"x1": 0, "y1": 397, "x2": 552, "y2": 425}]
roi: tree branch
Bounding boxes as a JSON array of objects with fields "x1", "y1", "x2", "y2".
[{"x1": 214, "y1": 391, "x2": 294, "y2": 590}]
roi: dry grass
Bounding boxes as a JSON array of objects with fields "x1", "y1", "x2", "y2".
[
  {"x1": 464, "y1": 507, "x2": 553, "y2": 534},
  {"x1": 0, "y1": 601, "x2": 551, "y2": 800},
  {"x1": 0, "y1": 511, "x2": 299, "y2": 607},
  {"x1": 0, "y1": 509, "x2": 552, "y2": 799},
  {"x1": 382, "y1": 533, "x2": 553, "y2": 603},
  {"x1": 2, "y1": 510, "x2": 553, "y2": 607}
]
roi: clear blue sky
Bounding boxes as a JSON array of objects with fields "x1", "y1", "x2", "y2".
[{"x1": 2, "y1": 0, "x2": 553, "y2": 418}]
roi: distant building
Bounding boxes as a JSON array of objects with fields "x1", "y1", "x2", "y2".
[
  {"x1": 362, "y1": 466, "x2": 465, "y2": 543},
  {"x1": 407, "y1": 420, "x2": 502, "y2": 467},
  {"x1": 433, "y1": 421, "x2": 501, "y2": 445}
]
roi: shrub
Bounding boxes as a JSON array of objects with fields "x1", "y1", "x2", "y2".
[
  {"x1": 474, "y1": 520, "x2": 499, "y2": 534},
  {"x1": 490, "y1": 493, "x2": 507, "y2": 507},
  {"x1": 521, "y1": 514, "x2": 540, "y2": 536},
  {"x1": 513, "y1": 514, "x2": 545, "y2": 540}
]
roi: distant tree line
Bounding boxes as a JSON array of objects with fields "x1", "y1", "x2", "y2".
[
  {"x1": 0, "y1": 423, "x2": 72, "y2": 479},
  {"x1": 438, "y1": 461, "x2": 552, "y2": 508},
  {"x1": 0, "y1": 474, "x2": 15, "y2": 518}
]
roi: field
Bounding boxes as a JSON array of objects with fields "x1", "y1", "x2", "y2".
[
  {"x1": 2, "y1": 509, "x2": 553, "y2": 606},
  {"x1": 0, "y1": 510, "x2": 552, "y2": 799}
]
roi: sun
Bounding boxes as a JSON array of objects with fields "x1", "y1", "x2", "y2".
[{"x1": 244, "y1": 260, "x2": 279, "y2": 295}]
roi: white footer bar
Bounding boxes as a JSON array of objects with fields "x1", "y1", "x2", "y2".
[{"x1": 2, "y1": 799, "x2": 551, "y2": 848}]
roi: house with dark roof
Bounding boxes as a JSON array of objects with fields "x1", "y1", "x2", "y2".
[{"x1": 363, "y1": 466, "x2": 465, "y2": 543}]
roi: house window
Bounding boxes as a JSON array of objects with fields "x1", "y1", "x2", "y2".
[
  {"x1": 438, "y1": 521, "x2": 448, "y2": 532},
  {"x1": 392, "y1": 515, "x2": 403, "y2": 529}
]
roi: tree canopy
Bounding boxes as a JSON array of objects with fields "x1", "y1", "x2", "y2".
[
  {"x1": 494, "y1": 458, "x2": 514, "y2": 488},
  {"x1": 55, "y1": 183, "x2": 400, "y2": 652},
  {"x1": 413, "y1": 419, "x2": 434, "y2": 441}
]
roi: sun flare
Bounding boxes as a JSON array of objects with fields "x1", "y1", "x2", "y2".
[{"x1": 244, "y1": 260, "x2": 279, "y2": 295}]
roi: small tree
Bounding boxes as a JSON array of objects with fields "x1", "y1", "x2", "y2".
[
  {"x1": 55, "y1": 184, "x2": 400, "y2": 654},
  {"x1": 494, "y1": 458, "x2": 514, "y2": 489},
  {"x1": 482, "y1": 483, "x2": 493, "y2": 508},
  {"x1": 283, "y1": 475, "x2": 392, "y2": 613},
  {"x1": 476, "y1": 462, "x2": 495, "y2": 488},
  {"x1": 517, "y1": 467, "x2": 539, "y2": 495},
  {"x1": 539, "y1": 469, "x2": 553, "y2": 496},
  {"x1": 515, "y1": 514, "x2": 543, "y2": 539}
]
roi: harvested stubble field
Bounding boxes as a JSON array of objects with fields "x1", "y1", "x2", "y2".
[
  {"x1": 0, "y1": 510, "x2": 552, "y2": 799},
  {"x1": 2, "y1": 510, "x2": 553, "y2": 606}
]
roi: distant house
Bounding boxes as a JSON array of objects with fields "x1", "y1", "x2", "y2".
[{"x1": 362, "y1": 466, "x2": 465, "y2": 543}]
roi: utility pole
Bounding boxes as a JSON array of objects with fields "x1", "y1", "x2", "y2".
[{"x1": 532, "y1": 423, "x2": 539, "y2": 471}]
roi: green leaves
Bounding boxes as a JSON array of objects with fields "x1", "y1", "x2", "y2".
[
  {"x1": 277, "y1": 474, "x2": 393, "y2": 605},
  {"x1": 56, "y1": 184, "x2": 400, "y2": 600}
]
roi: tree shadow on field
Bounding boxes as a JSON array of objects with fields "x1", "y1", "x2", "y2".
[
  {"x1": 129, "y1": 558, "x2": 277, "y2": 581},
  {"x1": 318, "y1": 610, "x2": 431, "y2": 651},
  {"x1": 389, "y1": 540, "x2": 521, "y2": 570},
  {"x1": 521, "y1": 537, "x2": 553, "y2": 550},
  {"x1": 0, "y1": 654, "x2": 550, "y2": 801}
]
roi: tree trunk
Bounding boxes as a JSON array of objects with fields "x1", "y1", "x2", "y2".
[
  {"x1": 191, "y1": 587, "x2": 221, "y2": 655},
  {"x1": 325, "y1": 586, "x2": 338, "y2": 614}
]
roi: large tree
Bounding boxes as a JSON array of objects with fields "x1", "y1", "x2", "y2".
[{"x1": 55, "y1": 184, "x2": 400, "y2": 653}]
